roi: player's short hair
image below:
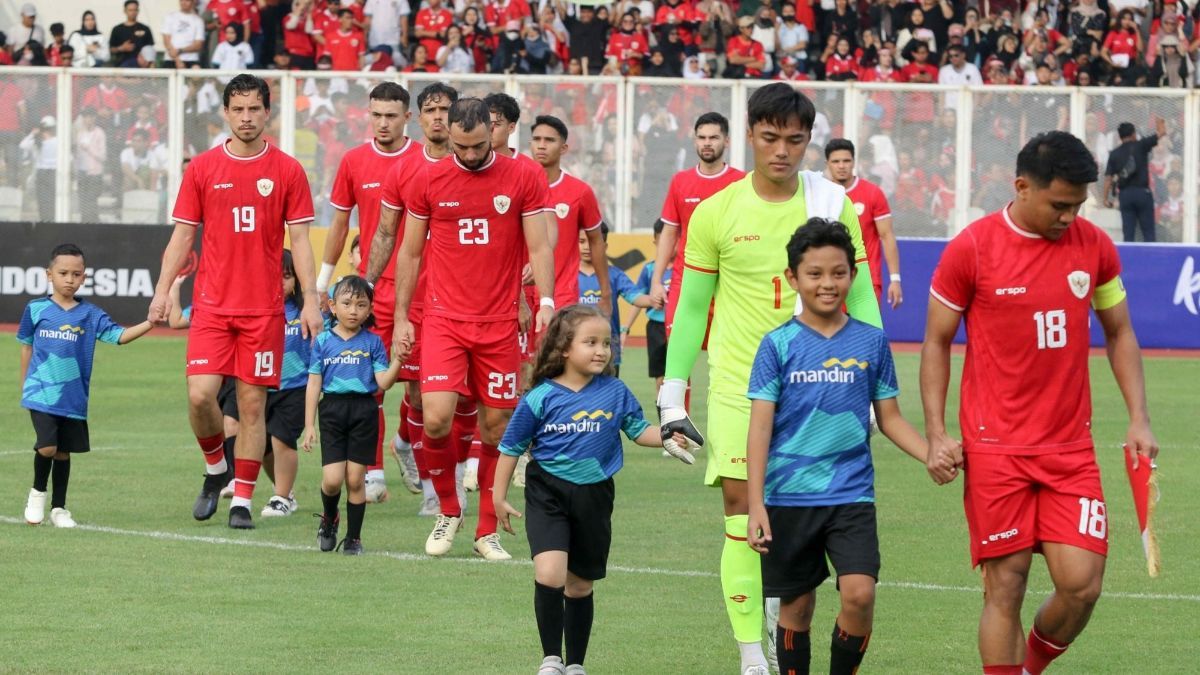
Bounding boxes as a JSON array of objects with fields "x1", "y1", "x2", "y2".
[
  {"x1": 532, "y1": 115, "x2": 568, "y2": 142},
  {"x1": 49, "y1": 243, "x2": 85, "y2": 265},
  {"x1": 653, "y1": 218, "x2": 665, "y2": 236},
  {"x1": 282, "y1": 249, "x2": 303, "y2": 308},
  {"x1": 330, "y1": 275, "x2": 376, "y2": 329},
  {"x1": 1016, "y1": 131, "x2": 1098, "y2": 187},
  {"x1": 448, "y1": 97, "x2": 491, "y2": 133},
  {"x1": 370, "y1": 82, "x2": 410, "y2": 108},
  {"x1": 694, "y1": 111, "x2": 729, "y2": 135},
  {"x1": 532, "y1": 304, "x2": 615, "y2": 386},
  {"x1": 124, "y1": 0, "x2": 138, "y2": 8},
  {"x1": 222, "y1": 73, "x2": 271, "y2": 110},
  {"x1": 1117, "y1": 122, "x2": 1136, "y2": 139},
  {"x1": 416, "y1": 82, "x2": 459, "y2": 111},
  {"x1": 825, "y1": 138, "x2": 855, "y2": 159},
  {"x1": 484, "y1": 92, "x2": 521, "y2": 125},
  {"x1": 786, "y1": 218, "x2": 856, "y2": 271},
  {"x1": 747, "y1": 83, "x2": 816, "y2": 133}
]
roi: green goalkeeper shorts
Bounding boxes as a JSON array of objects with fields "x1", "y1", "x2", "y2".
[{"x1": 704, "y1": 392, "x2": 751, "y2": 487}]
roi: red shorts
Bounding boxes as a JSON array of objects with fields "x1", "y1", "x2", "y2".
[
  {"x1": 398, "y1": 314, "x2": 423, "y2": 382},
  {"x1": 421, "y1": 314, "x2": 520, "y2": 409},
  {"x1": 370, "y1": 278, "x2": 396, "y2": 348},
  {"x1": 186, "y1": 309, "x2": 285, "y2": 388},
  {"x1": 963, "y1": 449, "x2": 1108, "y2": 567}
]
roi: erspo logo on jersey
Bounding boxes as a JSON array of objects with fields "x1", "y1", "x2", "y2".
[
  {"x1": 788, "y1": 357, "x2": 868, "y2": 384},
  {"x1": 543, "y1": 409, "x2": 612, "y2": 434}
]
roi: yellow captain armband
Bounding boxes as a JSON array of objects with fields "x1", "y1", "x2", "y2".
[{"x1": 1092, "y1": 276, "x2": 1126, "y2": 311}]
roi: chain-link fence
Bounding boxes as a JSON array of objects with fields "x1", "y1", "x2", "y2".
[{"x1": 1, "y1": 68, "x2": 1197, "y2": 243}]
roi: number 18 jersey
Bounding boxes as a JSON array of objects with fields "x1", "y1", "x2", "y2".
[
  {"x1": 930, "y1": 206, "x2": 1124, "y2": 455},
  {"x1": 173, "y1": 141, "x2": 314, "y2": 316}
]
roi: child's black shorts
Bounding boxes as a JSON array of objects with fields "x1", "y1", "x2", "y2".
[
  {"x1": 760, "y1": 503, "x2": 880, "y2": 599},
  {"x1": 266, "y1": 387, "x2": 306, "y2": 449},
  {"x1": 646, "y1": 319, "x2": 667, "y2": 378},
  {"x1": 30, "y1": 410, "x2": 90, "y2": 453},
  {"x1": 218, "y1": 377, "x2": 238, "y2": 420},
  {"x1": 524, "y1": 460, "x2": 615, "y2": 581},
  {"x1": 318, "y1": 393, "x2": 378, "y2": 466}
]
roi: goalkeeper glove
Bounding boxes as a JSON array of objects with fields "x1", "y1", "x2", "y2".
[{"x1": 657, "y1": 378, "x2": 701, "y2": 465}]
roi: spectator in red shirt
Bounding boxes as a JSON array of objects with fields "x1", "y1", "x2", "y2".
[
  {"x1": 1023, "y1": 8, "x2": 1070, "y2": 58},
  {"x1": 725, "y1": 16, "x2": 765, "y2": 77},
  {"x1": 1102, "y1": 9, "x2": 1142, "y2": 84},
  {"x1": 208, "y1": 0, "x2": 250, "y2": 37},
  {"x1": 606, "y1": 12, "x2": 650, "y2": 75},
  {"x1": 823, "y1": 35, "x2": 860, "y2": 80},
  {"x1": 654, "y1": 0, "x2": 699, "y2": 47},
  {"x1": 775, "y1": 54, "x2": 810, "y2": 80},
  {"x1": 899, "y1": 40, "x2": 937, "y2": 123},
  {"x1": 283, "y1": 0, "x2": 317, "y2": 70},
  {"x1": 323, "y1": 9, "x2": 366, "y2": 71},
  {"x1": 487, "y1": 0, "x2": 534, "y2": 35},
  {"x1": 461, "y1": 7, "x2": 495, "y2": 73},
  {"x1": 415, "y1": 0, "x2": 454, "y2": 67}
]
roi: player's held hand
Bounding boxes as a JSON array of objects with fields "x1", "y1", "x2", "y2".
[
  {"x1": 657, "y1": 379, "x2": 703, "y2": 464},
  {"x1": 748, "y1": 505, "x2": 772, "y2": 554},
  {"x1": 392, "y1": 319, "x2": 415, "y2": 363},
  {"x1": 925, "y1": 430, "x2": 963, "y2": 485},
  {"x1": 147, "y1": 292, "x2": 171, "y2": 325}
]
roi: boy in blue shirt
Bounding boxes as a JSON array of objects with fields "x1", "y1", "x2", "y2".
[
  {"x1": 19, "y1": 244, "x2": 152, "y2": 527},
  {"x1": 577, "y1": 224, "x2": 652, "y2": 377},
  {"x1": 745, "y1": 220, "x2": 928, "y2": 675},
  {"x1": 626, "y1": 219, "x2": 673, "y2": 391}
]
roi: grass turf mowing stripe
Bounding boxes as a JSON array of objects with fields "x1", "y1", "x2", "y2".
[{"x1": 4, "y1": 516, "x2": 1195, "y2": 603}]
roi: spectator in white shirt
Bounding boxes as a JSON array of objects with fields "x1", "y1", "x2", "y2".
[
  {"x1": 68, "y1": 11, "x2": 110, "y2": 67},
  {"x1": 121, "y1": 129, "x2": 166, "y2": 191},
  {"x1": 162, "y1": 0, "x2": 206, "y2": 69},
  {"x1": 937, "y1": 44, "x2": 982, "y2": 111},
  {"x1": 777, "y1": 4, "x2": 810, "y2": 72},
  {"x1": 364, "y1": 0, "x2": 410, "y2": 56},
  {"x1": 9, "y1": 3, "x2": 45, "y2": 53},
  {"x1": 212, "y1": 23, "x2": 255, "y2": 71},
  {"x1": 19, "y1": 116, "x2": 58, "y2": 222},
  {"x1": 436, "y1": 25, "x2": 475, "y2": 73},
  {"x1": 74, "y1": 108, "x2": 107, "y2": 223}
]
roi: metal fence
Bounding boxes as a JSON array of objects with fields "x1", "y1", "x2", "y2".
[{"x1": 1, "y1": 66, "x2": 1197, "y2": 243}]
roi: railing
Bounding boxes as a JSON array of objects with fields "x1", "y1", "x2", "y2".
[{"x1": 0, "y1": 66, "x2": 1195, "y2": 243}]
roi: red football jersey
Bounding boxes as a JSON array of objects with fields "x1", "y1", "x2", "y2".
[
  {"x1": 930, "y1": 206, "x2": 1122, "y2": 456},
  {"x1": 845, "y1": 176, "x2": 892, "y2": 288},
  {"x1": 330, "y1": 138, "x2": 418, "y2": 282},
  {"x1": 173, "y1": 142, "x2": 314, "y2": 316},
  {"x1": 415, "y1": 8, "x2": 454, "y2": 62},
  {"x1": 209, "y1": 0, "x2": 248, "y2": 30},
  {"x1": 548, "y1": 170, "x2": 604, "y2": 308},
  {"x1": 380, "y1": 144, "x2": 443, "y2": 313},
  {"x1": 654, "y1": 1, "x2": 698, "y2": 44},
  {"x1": 661, "y1": 163, "x2": 746, "y2": 294},
  {"x1": 606, "y1": 32, "x2": 649, "y2": 68},
  {"x1": 324, "y1": 28, "x2": 366, "y2": 70},
  {"x1": 405, "y1": 152, "x2": 550, "y2": 322}
]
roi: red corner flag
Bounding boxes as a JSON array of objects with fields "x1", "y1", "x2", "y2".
[{"x1": 1124, "y1": 446, "x2": 1161, "y2": 578}]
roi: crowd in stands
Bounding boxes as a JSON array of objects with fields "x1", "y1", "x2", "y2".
[{"x1": 3, "y1": 0, "x2": 1199, "y2": 85}]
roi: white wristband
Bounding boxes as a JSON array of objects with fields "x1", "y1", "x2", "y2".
[
  {"x1": 657, "y1": 378, "x2": 688, "y2": 409},
  {"x1": 889, "y1": 274, "x2": 901, "y2": 283},
  {"x1": 539, "y1": 297, "x2": 555, "y2": 310},
  {"x1": 316, "y1": 263, "x2": 335, "y2": 292}
]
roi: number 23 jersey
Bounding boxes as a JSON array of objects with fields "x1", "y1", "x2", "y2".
[
  {"x1": 930, "y1": 206, "x2": 1124, "y2": 455},
  {"x1": 173, "y1": 141, "x2": 315, "y2": 316}
]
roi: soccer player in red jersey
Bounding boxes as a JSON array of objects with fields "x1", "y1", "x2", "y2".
[
  {"x1": 649, "y1": 112, "x2": 745, "y2": 332},
  {"x1": 921, "y1": 131, "x2": 1159, "y2": 675},
  {"x1": 366, "y1": 82, "x2": 459, "y2": 515},
  {"x1": 149, "y1": 74, "x2": 323, "y2": 529},
  {"x1": 824, "y1": 138, "x2": 903, "y2": 308},
  {"x1": 322, "y1": 9, "x2": 366, "y2": 71},
  {"x1": 393, "y1": 98, "x2": 555, "y2": 559},
  {"x1": 318, "y1": 82, "x2": 417, "y2": 504}
]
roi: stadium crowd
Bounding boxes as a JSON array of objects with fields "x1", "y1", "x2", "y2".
[{"x1": 3, "y1": 0, "x2": 1200, "y2": 84}]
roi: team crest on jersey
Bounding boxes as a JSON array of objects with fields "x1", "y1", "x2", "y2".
[
  {"x1": 854, "y1": 202, "x2": 865, "y2": 216},
  {"x1": 1068, "y1": 270, "x2": 1091, "y2": 299},
  {"x1": 555, "y1": 202, "x2": 570, "y2": 219},
  {"x1": 494, "y1": 195, "x2": 511, "y2": 214},
  {"x1": 257, "y1": 178, "x2": 274, "y2": 197}
]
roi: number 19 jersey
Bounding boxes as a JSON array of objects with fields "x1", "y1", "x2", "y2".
[
  {"x1": 173, "y1": 141, "x2": 315, "y2": 316},
  {"x1": 930, "y1": 207, "x2": 1124, "y2": 455}
]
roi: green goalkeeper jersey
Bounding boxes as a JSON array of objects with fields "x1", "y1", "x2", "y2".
[{"x1": 667, "y1": 173, "x2": 882, "y2": 397}]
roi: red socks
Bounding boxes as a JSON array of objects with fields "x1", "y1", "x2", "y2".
[
  {"x1": 475, "y1": 443, "x2": 500, "y2": 538},
  {"x1": 422, "y1": 432, "x2": 460, "y2": 517},
  {"x1": 1022, "y1": 626, "x2": 1069, "y2": 675},
  {"x1": 197, "y1": 433, "x2": 225, "y2": 473},
  {"x1": 982, "y1": 666, "x2": 1022, "y2": 675},
  {"x1": 398, "y1": 396, "x2": 411, "y2": 444},
  {"x1": 452, "y1": 398, "x2": 478, "y2": 463},
  {"x1": 408, "y1": 405, "x2": 428, "y2": 480},
  {"x1": 232, "y1": 458, "x2": 261, "y2": 504}
]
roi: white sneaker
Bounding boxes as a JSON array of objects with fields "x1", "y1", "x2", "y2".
[
  {"x1": 764, "y1": 597, "x2": 780, "y2": 675},
  {"x1": 742, "y1": 666, "x2": 770, "y2": 675},
  {"x1": 537, "y1": 656, "x2": 566, "y2": 675},
  {"x1": 473, "y1": 533, "x2": 512, "y2": 561},
  {"x1": 390, "y1": 434, "x2": 421, "y2": 494},
  {"x1": 513, "y1": 452, "x2": 530, "y2": 488},
  {"x1": 261, "y1": 496, "x2": 294, "y2": 518},
  {"x1": 365, "y1": 475, "x2": 389, "y2": 504},
  {"x1": 564, "y1": 665, "x2": 587, "y2": 675},
  {"x1": 417, "y1": 493, "x2": 440, "y2": 517},
  {"x1": 49, "y1": 507, "x2": 76, "y2": 528},
  {"x1": 24, "y1": 488, "x2": 47, "y2": 525},
  {"x1": 463, "y1": 463, "x2": 479, "y2": 492},
  {"x1": 220, "y1": 479, "x2": 235, "y2": 499},
  {"x1": 425, "y1": 513, "x2": 462, "y2": 556},
  {"x1": 288, "y1": 495, "x2": 299, "y2": 512}
]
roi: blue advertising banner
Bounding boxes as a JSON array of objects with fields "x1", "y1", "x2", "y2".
[{"x1": 883, "y1": 239, "x2": 1200, "y2": 350}]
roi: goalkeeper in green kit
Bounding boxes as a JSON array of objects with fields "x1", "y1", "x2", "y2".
[{"x1": 658, "y1": 84, "x2": 882, "y2": 674}]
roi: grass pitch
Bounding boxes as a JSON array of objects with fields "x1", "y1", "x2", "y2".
[{"x1": 1, "y1": 335, "x2": 1197, "y2": 673}]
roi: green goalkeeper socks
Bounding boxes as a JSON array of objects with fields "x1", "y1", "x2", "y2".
[{"x1": 721, "y1": 514, "x2": 764, "y2": 644}]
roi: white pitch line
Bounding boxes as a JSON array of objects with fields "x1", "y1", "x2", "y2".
[
  {"x1": 0, "y1": 446, "x2": 118, "y2": 457},
  {"x1": 2, "y1": 516, "x2": 1196, "y2": 602}
]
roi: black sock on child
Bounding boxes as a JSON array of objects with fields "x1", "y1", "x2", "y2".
[
  {"x1": 321, "y1": 490, "x2": 340, "y2": 521},
  {"x1": 223, "y1": 436, "x2": 236, "y2": 471},
  {"x1": 345, "y1": 500, "x2": 365, "y2": 540},
  {"x1": 33, "y1": 452, "x2": 52, "y2": 492},
  {"x1": 51, "y1": 457, "x2": 71, "y2": 509},
  {"x1": 829, "y1": 623, "x2": 870, "y2": 675},
  {"x1": 534, "y1": 582, "x2": 565, "y2": 659},
  {"x1": 776, "y1": 625, "x2": 812, "y2": 675},
  {"x1": 564, "y1": 592, "x2": 594, "y2": 666}
]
